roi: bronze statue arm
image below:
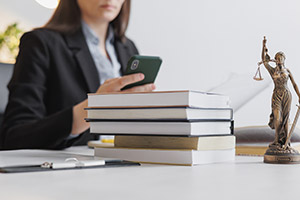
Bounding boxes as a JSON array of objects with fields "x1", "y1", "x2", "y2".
[
  {"x1": 261, "y1": 37, "x2": 268, "y2": 61},
  {"x1": 288, "y1": 69, "x2": 300, "y2": 102},
  {"x1": 261, "y1": 37, "x2": 274, "y2": 76}
]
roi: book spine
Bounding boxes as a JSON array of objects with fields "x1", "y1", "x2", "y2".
[{"x1": 85, "y1": 118, "x2": 233, "y2": 122}]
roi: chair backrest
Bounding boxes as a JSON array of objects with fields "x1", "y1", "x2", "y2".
[{"x1": 0, "y1": 62, "x2": 14, "y2": 125}]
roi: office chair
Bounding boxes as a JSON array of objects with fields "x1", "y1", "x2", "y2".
[{"x1": 0, "y1": 62, "x2": 14, "y2": 127}]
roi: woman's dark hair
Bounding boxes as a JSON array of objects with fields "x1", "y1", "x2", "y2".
[{"x1": 43, "y1": 0, "x2": 131, "y2": 41}]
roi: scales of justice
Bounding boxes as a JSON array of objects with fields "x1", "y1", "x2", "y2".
[{"x1": 254, "y1": 36, "x2": 300, "y2": 164}]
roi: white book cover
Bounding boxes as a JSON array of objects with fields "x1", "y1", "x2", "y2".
[
  {"x1": 86, "y1": 107, "x2": 233, "y2": 120},
  {"x1": 94, "y1": 147, "x2": 235, "y2": 165},
  {"x1": 88, "y1": 90, "x2": 230, "y2": 108},
  {"x1": 89, "y1": 121, "x2": 232, "y2": 136}
]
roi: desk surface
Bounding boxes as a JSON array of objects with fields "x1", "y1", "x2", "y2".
[{"x1": 0, "y1": 146, "x2": 299, "y2": 200}]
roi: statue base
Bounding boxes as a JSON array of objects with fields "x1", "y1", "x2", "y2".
[{"x1": 264, "y1": 144, "x2": 300, "y2": 164}]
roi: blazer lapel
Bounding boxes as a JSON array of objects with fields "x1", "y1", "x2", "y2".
[
  {"x1": 64, "y1": 29, "x2": 100, "y2": 93},
  {"x1": 114, "y1": 39, "x2": 130, "y2": 74}
]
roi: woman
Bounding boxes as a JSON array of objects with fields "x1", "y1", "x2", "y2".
[
  {"x1": 0, "y1": 0, "x2": 155, "y2": 149},
  {"x1": 262, "y1": 37, "x2": 300, "y2": 149}
]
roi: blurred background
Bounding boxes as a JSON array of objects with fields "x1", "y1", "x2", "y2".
[{"x1": 1, "y1": 0, "x2": 300, "y2": 127}]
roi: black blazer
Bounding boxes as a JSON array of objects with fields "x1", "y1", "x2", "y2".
[{"x1": 0, "y1": 28, "x2": 138, "y2": 150}]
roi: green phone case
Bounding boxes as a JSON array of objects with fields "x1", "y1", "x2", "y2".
[{"x1": 121, "y1": 55, "x2": 162, "y2": 90}]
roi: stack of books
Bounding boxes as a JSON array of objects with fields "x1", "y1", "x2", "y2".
[{"x1": 86, "y1": 90, "x2": 235, "y2": 165}]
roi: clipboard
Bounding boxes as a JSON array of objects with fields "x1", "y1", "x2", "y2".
[{"x1": 0, "y1": 159, "x2": 140, "y2": 173}]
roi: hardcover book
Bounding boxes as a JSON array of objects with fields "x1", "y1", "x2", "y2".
[
  {"x1": 114, "y1": 135, "x2": 236, "y2": 150},
  {"x1": 94, "y1": 147, "x2": 235, "y2": 166},
  {"x1": 88, "y1": 120, "x2": 233, "y2": 136},
  {"x1": 87, "y1": 90, "x2": 230, "y2": 108},
  {"x1": 86, "y1": 107, "x2": 233, "y2": 121},
  {"x1": 235, "y1": 125, "x2": 300, "y2": 156}
]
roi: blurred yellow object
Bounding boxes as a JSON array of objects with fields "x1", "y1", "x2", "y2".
[{"x1": 101, "y1": 138, "x2": 114, "y2": 143}]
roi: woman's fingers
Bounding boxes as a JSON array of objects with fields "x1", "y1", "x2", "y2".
[
  {"x1": 122, "y1": 83, "x2": 156, "y2": 93},
  {"x1": 116, "y1": 73, "x2": 144, "y2": 89},
  {"x1": 103, "y1": 73, "x2": 144, "y2": 87},
  {"x1": 103, "y1": 77, "x2": 118, "y2": 84},
  {"x1": 96, "y1": 73, "x2": 146, "y2": 93}
]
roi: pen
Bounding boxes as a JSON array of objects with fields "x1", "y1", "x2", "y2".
[{"x1": 41, "y1": 159, "x2": 105, "y2": 169}]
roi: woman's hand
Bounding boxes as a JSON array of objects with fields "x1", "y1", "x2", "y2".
[
  {"x1": 71, "y1": 73, "x2": 156, "y2": 135},
  {"x1": 96, "y1": 73, "x2": 156, "y2": 93}
]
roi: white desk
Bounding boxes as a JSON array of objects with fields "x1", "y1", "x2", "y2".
[{"x1": 0, "y1": 146, "x2": 299, "y2": 200}]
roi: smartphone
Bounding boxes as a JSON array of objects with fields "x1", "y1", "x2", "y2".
[{"x1": 121, "y1": 55, "x2": 162, "y2": 90}]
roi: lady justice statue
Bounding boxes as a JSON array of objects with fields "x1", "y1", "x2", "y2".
[{"x1": 254, "y1": 36, "x2": 300, "y2": 164}]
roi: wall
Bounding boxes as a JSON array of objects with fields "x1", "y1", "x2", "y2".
[
  {"x1": 128, "y1": 0, "x2": 300, "y2": 127},
  {"x1": 128, "y1": 0, "x2": 300, "y2": 89},
  {"x1": 1, "y1": 0, "x2": 300, "y2": 127},
  {"x1": 0, "y1": 0, "x2": 53, "y2": 30}
]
